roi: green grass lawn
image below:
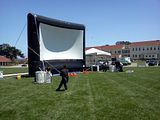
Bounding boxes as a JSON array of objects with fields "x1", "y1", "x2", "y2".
[
  {"x1": 0, "y1": 67, "x2": 160, "y2": 120},
  {"x1": 0, "y1": 67, "x2": 28, "y2": 74}
]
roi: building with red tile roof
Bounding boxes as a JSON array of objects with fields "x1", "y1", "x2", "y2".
[
  {"x1": 130, "y1": 40, "x2": 160, "y2": 60},
  {"x1": 0, "y1": 56, "x2": 12, "y2": 66},
  {"x1": 130, "y1": 40, "x2": 160, "y2": 47},
  {"x1": 86, "y1": 40, "x2": 160, "y2": 60},
  {"x1": 86, "y1": 44, "x2": 130, "y2": 58}
]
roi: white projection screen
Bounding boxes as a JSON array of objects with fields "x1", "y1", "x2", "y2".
[
  {"x1": 28, "y1": 13, "x2": 85, "y2": 76},
  {"x1": 39, "y1": 23, "x2": 83, "y2": 60}
]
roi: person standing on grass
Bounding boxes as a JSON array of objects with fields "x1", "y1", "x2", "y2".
[
  {"x1": 56, "y1": 65, "x2": 69, "y2": 91},
  {"x1": 102, "y1": 62, "x2": 107, "y2": 72}
]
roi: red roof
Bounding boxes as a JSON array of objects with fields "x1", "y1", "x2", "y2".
[
  {"x1": 0, "y1": 56, "x2": 12, "y2": 62},
  {"x1": 86, "y1": 44, "x2": 124, "y2": 51},
  {"x1": 86, "y1": 40, "x2": 160, "y2": 50},
  {"x1": 130, "y1": 40, "x2": 160, "y2": 47},
  {"x1": 97, "y1": 45, "x2": 124, "y2": 50}
]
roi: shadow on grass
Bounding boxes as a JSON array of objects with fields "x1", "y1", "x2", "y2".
[
  {"x1": 55, "y1": 89, "x2": 66, "y2": 92},
  {"x1": 21, "y1": 74, "x2": 31, "y2": 78}
]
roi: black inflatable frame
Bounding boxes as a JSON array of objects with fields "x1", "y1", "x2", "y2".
[{"x1": 27, "y1": 13, "x2": 85, "y2": 76}]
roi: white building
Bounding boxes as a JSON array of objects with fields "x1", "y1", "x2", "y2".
[
  {"x1": 86, "y1": 40, "x2": 160, "y2": 60},
  {"x1": 130, "y1": 40, "x2": 160, "y2": 60}
]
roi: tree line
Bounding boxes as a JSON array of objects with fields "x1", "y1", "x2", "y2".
[
  {"x1": 115, "y1": 41, "x2": 131, "y2": 45},
  {"x1": 0, "y1": 43, "x2": 24, "y2": 60}
]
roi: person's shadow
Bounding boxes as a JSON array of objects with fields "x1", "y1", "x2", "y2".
[{"x1": 56, "y1": 89, "x2": 66, "y2": 92}]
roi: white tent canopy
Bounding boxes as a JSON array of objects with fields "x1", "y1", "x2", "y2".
[{"x1": 85, "y1": 48, "x2": 111, "y2": 56}]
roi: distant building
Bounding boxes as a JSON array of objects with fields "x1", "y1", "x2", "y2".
[
  {"x1": 130, "y1": 40, "x2": 160, "y2": 60},
  {"x1": 86, "y1": 40, "x2": 160, "y2": 60},
  {"x1": 87, "y1": 44, "x2": 130, "y2": 58},
  {"x1": 0, "y1": 56, "x2": 12, "y2": 66}
]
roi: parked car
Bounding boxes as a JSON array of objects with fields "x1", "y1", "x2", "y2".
[
  {"x1": 148, "y1": 60, "x2": 157, "y2": 66},
  {"x1": 21, "y1": 64, "x2": 27, "y2": 67},
  {"x1": 119, "y1": 59, "x2": 128, "y2": 65},
  {"x1": 118, "y1": 57, "x2": 131, "y2": 65},
  {"x1": 158, "y1": 61, "x2": 160, "y2": 66}
]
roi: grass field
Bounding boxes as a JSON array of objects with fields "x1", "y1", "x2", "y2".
[
  {"x1": 0, "y1": 67, "x2": 160, "y2": 120},
  {"x1": 0, "y1": 67, "x2": 28, "y2": 74}
]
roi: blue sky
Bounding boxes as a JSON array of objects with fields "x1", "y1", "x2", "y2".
[{"x1": 0, "y1": 0, "x2": 160, "y2": 57}]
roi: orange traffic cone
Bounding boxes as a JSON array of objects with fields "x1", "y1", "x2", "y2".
[
  {"x1": 74, "y1": 72, "x2": 77, "y2": 76},
  {"x1": 70, "y1": 73, "x2": 73, "y2": 76}
]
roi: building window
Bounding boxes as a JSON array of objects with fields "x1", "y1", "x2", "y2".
[
  {"x1": 152, "y1": 55, "x2": 154, "y2": 57},
  {"x1": 118, "y1": 51, "x2": 121, "y2": 54},
  {"x1": 135, "y1": 54, "x2": 137, "y2": 57},
  {"x1": 149, "y1": 55, "x2": 151, "y2": 57},
  {"x1": 146, "y1": 55, "x2": 148, "y2": 58},
  {"x1": 143, "y1": 48, "x2": 145, "y2": 51},
  {"x1": 132, "y1": 48, "x2": 134, "y2": 51},
  {"x1": 147, "y1": 48, "x2": 149, "y2": 50},
  {"x1": 136, "y1": 48, "x2": 137, "y2": 51},
  {"x1": 154, "y1": 47, "x2": 156, "y2": 50},
  {"x1": 115, "y1": 51, "x2": 116, "y2": 54},
  {"x1": 150, "y1": 47, "x2": 152, "y2": 50},
  {"x1": 133, "y1": 54, "x2": 134, "y2": 57},
  {"x1": 123, "y1": 50, "x2": 130, "y2": 53},
  {"x1": 139, "y1": 48, "x2": 141, "y2": 51}
]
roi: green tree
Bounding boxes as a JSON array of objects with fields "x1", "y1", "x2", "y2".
[
  {"x1": 0, "y1": 43, "x2": 24, "y2": 60},
  {"x1": 116, "y1": 41, "x2": 131, "y2": 45}
]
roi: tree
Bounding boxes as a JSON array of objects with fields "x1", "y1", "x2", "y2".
[
  {"x1": 116, "y1": 41, "x2": 131, "y2": 45},
  {"x1": 0, "y1": 44, "x2": 24, "y2": 60}
]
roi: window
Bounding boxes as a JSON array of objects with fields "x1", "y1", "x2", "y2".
[
  {"x1": 122, "y1": 50, "x2": 130, "y2": 53},
  {"x1": 139, "y1": 48, "x2": 141, "y2": 51},
  {"x1": 136, "y1": 48, "x2": 137, "y2": 51},
  {"x1": 152, "y1": 55, "x2": 154, "y2": 57},
  {"x1": 147, "y1": 48, "x2": 149, "y2": 50},
  {"x1": 150, "y1": 47, "x2": 152, "y2": 50},
  {"x1": 115, "y1": 51, "x2": 116, "y2": 54},
  {"x1": 143, "y1": 48, "x2": 145, "y2": 51},
  {"x1": 154, "y1": 47, "x2": 156, "y2": 50},
  {"x1": 118, "y1": 51, "x2": 121, "y2": 54},
  {"x1": 132, "y1": 48, "x2": 134, "y2": 51}
]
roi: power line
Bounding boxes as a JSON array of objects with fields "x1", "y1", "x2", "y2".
[{"x1": 14, "y1": 23, "x2": 26, "y2": 46}]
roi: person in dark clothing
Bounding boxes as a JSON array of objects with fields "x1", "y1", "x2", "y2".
[
  {"x1": 102, "y1": 62, "x2": 108, "y2": 72},
  {"x1": 56, "y1": 65, "x2": 69, "y2": 91},
  {"x1": 115, "y1": 61, "x2": 123, "y2": 72}
]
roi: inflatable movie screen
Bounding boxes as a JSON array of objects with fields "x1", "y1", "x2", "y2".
[{"x1": 28, "y1": 13, "x2": 85, "y2": 76}]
